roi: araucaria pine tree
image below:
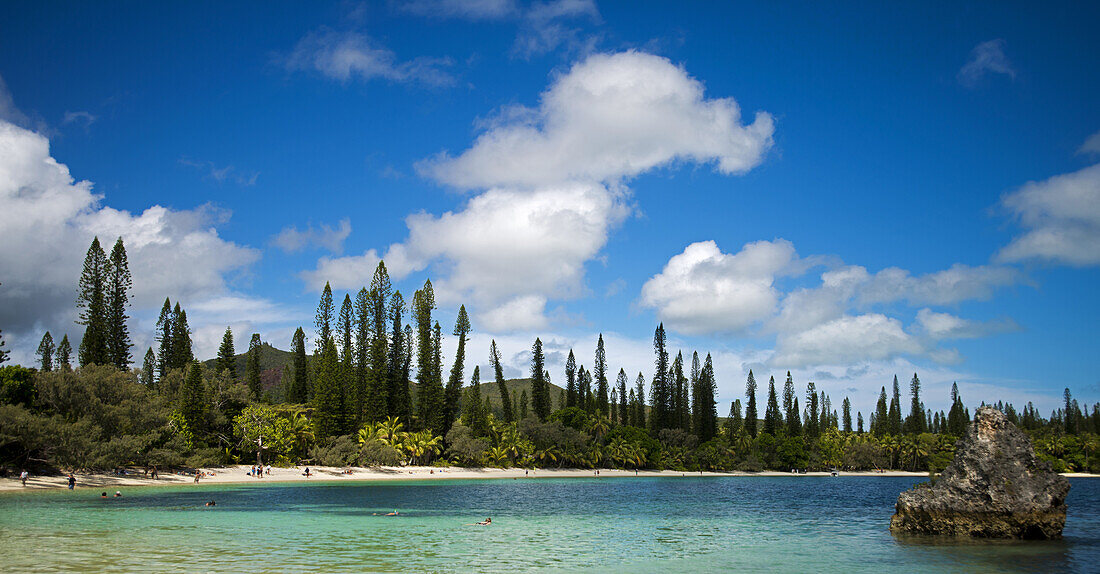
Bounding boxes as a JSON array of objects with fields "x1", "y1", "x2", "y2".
[
  {"x1": 37, "y1": 331, "x2": 54, "y2": 371},
  {"x1": 386, "y1": 292, "x2": 410, "y2": 421},
  {"x1": 104, "y1": 237, "x2": 132, "y2": 369},
  {"x1": 564, "y1": 350, "x2": 577, "y2": 408},
  {"x1": 490, "y1": 339, "x2": 512, "y2": 422},
  {"x1": 888, "y1": 375, "x2": 902, "y2": 435},
  {"x1": 246, "y1": 334, "x2": 263, "y2": 401},
  {"x1": 315, "y1": 282, "x2": 334, "y2": 354},
  {"x1": 217, "y1": 326, "x2": 236, "y2": 378},
  {"x1": 336, "y1": 293, "x2": 356, "y2": 418},
  {"x1": 650, "y1": 323, "x2": 670, "y2": 432},
  {"x1": 312, "y1": 337, "x2": 344, "y2": 439},
  {"x1": 744, "y1": 370, "x2": 758, "y2": 437},
  {"x1": 55, "y1": 335, "x2": 72, "y2": 371},
  {"x1": 140, "y1": 347, "x2": 155, "y2": 386},
  {"x1": 725, "y1": 399, "x2": 743, "y2": 437},
  {"x1": 169, "y1": 303, "x2": 193, "y2": 370},
  {"x1": 594, "y1": 334, "x2": 609, "y2": 417},
  {"x1": 367, "y1": 263, "x2": 393, "y2": 421},
  {"x1": 783, "y1": 372, "x2": 801, "y2": 436},
  {"x1": 353, "y1": 287, "x2": 372, "y2": 419},
  {"x1": 633, "y1": 373, "x2": 646, "y2": 428},
  {"x1": 180, "y1": 360, "x2": 206, "y2": 436},
  {"x1": 842, "y1": 397, "x2": 852, "y2": 433},
  {"x1": 617, "y1": 368, "x2": 628, "y2": 426},
  {"x1": 763, "y1": 376, "x2": 781, "y2": 436},
  {"x1": 907, "y1": 372, "x2": 926, "y2": 434},
  {"x1": 531, "y1": 337, "x2": 550, "y2": 421},
  {"x1": 873, "y1": 386, "x2": 889, "y2": 436},
  {"x1": 445, "y1": 306, "x2": 472, "y2": 431},
  {"x1": 804, "y1": 382, "x2": 820, "y2": 439},
  {"x1": 289, "y1": 327, "x2": 309, "y2": 403},
  {"x1": 413, "y1": 281, "x2": 444, "y2": 433},
  {"x1": 155, "y1": 298, "x2": 173, "y2": 378},
  {"x1": 462, "y1": 365, "x2": 488, "y2": 436},
  {"x1": 77, "y1": 237, "x2": 109, "y2": 367},
  {"x1": 694, "y1": 354, "x2": 718, "y2": 441}
]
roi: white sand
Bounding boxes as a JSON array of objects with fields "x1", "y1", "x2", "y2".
[{"x1": 1, "y1": 466, "x2": 949, "y2": 491}]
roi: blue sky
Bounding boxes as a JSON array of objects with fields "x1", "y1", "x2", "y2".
[{"x1": 1, "y1": 1, "x2": 1098, "y2": 418}]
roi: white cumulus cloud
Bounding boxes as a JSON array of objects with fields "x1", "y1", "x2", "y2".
[
  {"x1": 640, "y1": 239, "x2": 798, "y2": 335},
  {"x1": 997, "y1": 163, "x2": 1100, "y2": 266},
  {"x1": 307, "y1": 51, "x2": 773, "y2": 330},
  {"x1": 420, "y1": 50, "x2": 774, "y2": 189},
  {"x1": 0, "y1": 119, "x2": 263, "y2": 364}
]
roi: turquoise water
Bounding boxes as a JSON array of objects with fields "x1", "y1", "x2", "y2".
[{"x1": 1, "y1": 477, "x2": 1097, "y2": 572}]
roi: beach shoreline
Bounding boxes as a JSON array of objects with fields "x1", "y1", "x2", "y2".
[{"x1": 4, "y1": 466, "x2": 1096, "y2": 492}]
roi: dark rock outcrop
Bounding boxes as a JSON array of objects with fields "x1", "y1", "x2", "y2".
[{"x1": 890, "y1": 406, "x2": 1070, "y2": 539}]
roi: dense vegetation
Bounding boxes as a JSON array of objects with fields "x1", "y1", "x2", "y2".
[{"x1": 1, "y1": 240, "x2": 1098, "y2": 475}]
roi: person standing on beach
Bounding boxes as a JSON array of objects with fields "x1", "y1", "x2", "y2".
[
  {"x1": 67, "y1": 474, "x2": 76, "y2": 490},
  {"x1": 20, "y1": 470, "x2": 28, "y2": 486}
]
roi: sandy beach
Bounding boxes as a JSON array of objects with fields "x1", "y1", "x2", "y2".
[
  {"x1": 0, "y1": 466, "x2": 930, "y2": 492},
  {"x1": 5, "y1": 466, "x2": 1096, "y2": 492}
]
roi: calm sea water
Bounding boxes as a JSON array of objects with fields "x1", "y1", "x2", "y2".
[{"x1": 1, "y1": 476, "x2": 1097, "y2": 573}]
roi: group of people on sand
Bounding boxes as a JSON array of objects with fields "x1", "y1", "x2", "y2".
[{"x1": 249, "y1": 465, "x2": 271, "y2": 478}]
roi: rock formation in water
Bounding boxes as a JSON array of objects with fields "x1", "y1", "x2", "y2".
[{"x1": 890, "y1": 406, "x2": 1070, "y2": 539}]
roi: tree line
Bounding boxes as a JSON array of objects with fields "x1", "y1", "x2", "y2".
[{"x1": 1, "y1": 244, "x2": 1098, "y2": 475}]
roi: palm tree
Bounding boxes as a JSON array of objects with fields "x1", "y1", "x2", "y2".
[
  {"x1": 487, "y1": 445, "x2": 510, "y2": 467},
  {"x1": 586, "y1": 415, "x2": 612, "y2": 442},
  {"x1": 378, "y1": 416, "x2": 405, "y2": 446},
  {"x1": 533, "y1": 445, "x2": 561, "y2": 468},
  {"x1": 290, "y1": 413, "x2": 315, "y2": 460},
  {"x1": 358, "y1": 422, "x2": 383, "y2": 445}
]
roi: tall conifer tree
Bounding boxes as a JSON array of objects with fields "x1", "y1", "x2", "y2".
[
  {"x1": 180, "y1": 360, "x2": 206, "y2": 436},
  {"x1": 216, "y1": 326, "x2": 236, "y2": 378},
  {"x1": 564, "y1": 350, "x2": 577, "y2": 408},
  {"x1": 315, "y1": 282, "x2": 334, "y2": 353},
  {"x1": 805, "y1": 382, "x2": 820, "y2": 439},
  {"x1": 695, "y1": 354, "x2": 718, "y2": 441},
  {"x1": 873, "y1": 386, "x2": 889, "y2": 436},
  {"x1": 37, "y1": 331, "x2": 54, "y2": 372},
  {"x1": 490, "y1": 339, "x2": 512, "y2": 422},
  {"x1": 763, "y1": 376, "x2": 781, "y2": 436},
  {"x1": 312, "y1": 337, "x2": 344, "y2": 438},
  {"x1": 169, "y1": 305, "x2": 193, "y2": 370},
  {"x1": 616, "y1": 368, "x2": 628, "y2": 426},
  {"x1": 907, "y1": 372, "x2": 926, "y2": 434},
  {"x1": 842, "y1": 397, "x2": 852, "y2": 433},
  {"x1": 353, "y1": 287, "x2": 372, "y2": 418},
  {"x1": 246, "y1": 334, "x2": 263, "y2": 401},
  {"x1": 140, "y1": 347, "x2": 155, "y2": 386},
  {"x1": 386, "y1": 292, "x2": 409, "y2": 420},
  {"x1": 155, "y1": 298, "x2": 173, "y2": 378},
  {"x1": 445, "y1": 306, "x2": 471, "y2": 431},
  {"x1": 56, "y1": 335, "x2": 72, "y2": 371},
  {"x1": 634, "y1": 373, "x2": 646, "y2": 428},
  {"x1": 651, "y1": 324, "x2": 670, "y2": 432},
  {"x1": 105, "y1": 237, "x2": 132, "y2": 369},
  {"x1": 888, "y1": 375, "x2": 902, "y2": 435},
  {"x1": 594, "y1": 334, "x2": 609, "y2": 416},
  {"x1": 531, "y1": 337, "x2": 550, "y2": 421},
  {"x1": 744, "y1": 370, "x2": 758, "y2": 437},
  {"x1": 366, "y1": 262, "x2": 392, "y2": 420},
  {"x1": 289, "y1": 327, "x2": 309, "y2": 403},
  {"x1": 77, "y1": 237, "x2": 109, "y2": 366}
]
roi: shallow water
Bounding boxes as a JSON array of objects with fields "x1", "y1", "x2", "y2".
[{"x1": 1, "y1": 476, "x2": 1096, "y2": 572}]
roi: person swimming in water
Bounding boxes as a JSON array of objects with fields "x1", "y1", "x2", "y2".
[
  {"x1": 205, "y1": 500, "x2": 216, "y2": 507},
  {"x1": 473, "y1": 517, "x2": 491, "y2": 525},
  {"x1": 114, "y1": 491, "x2": 122, "y2": 497}
]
